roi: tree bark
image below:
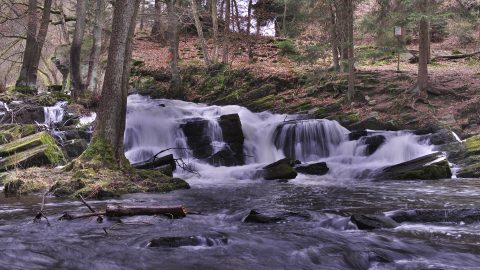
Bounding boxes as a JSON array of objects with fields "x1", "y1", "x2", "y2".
[
  {"x1": 140, "y1": 0, "x2": 146, "y2": 30},
  {"x1": 211, "y1": 0, "x2": 219, "y2": 63},
  {"x1": 16, "y1": 0, "x2": 53, "y2": 90},
  {"x1": 232, "y1": 0, "x2": 241, "y2": 33},
  {"x1": 282, "y1": 0, "x2": 287, "y2": 37},
  {"x1": 168, "y1": 0, "x2": 182, "y2": 96},
  {"x1": 346, "y1": 0, "x2": 355, "y2": 101},
  {"x1": 87, "y1": 0, "x2": 105, "y2": 93},
  {"x1": 222, "y1": 0, "x2": 230, "y2": 64},
  {"x1": 417, "y1": 0, "x2": 429, "y2": 94},
  {"x1": 70, "y1": 0, "x2": 88, "y2": 100},
  {"x1": 329, "y1": 1, "x2": 339, "y2": 71},
  {"x1": 90, "y1": 0, "x2": 141, "y2": 165},
  {"x1": 151, "y1": 0, "x2": 164, "y2": 42},
  {"x1": 190, "y1": 0, "x2": 212, "y2": 66},
  {"x1": 246, "y1": 0, "x2": 253, "y2": 61}
]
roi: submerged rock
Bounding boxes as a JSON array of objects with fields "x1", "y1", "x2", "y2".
[
  {"x1": 243, "y1": 210, "x2": 285, "y2": 223},
  {"x1": 148, "y1": 234, "x2": 228, "y2": 248},
  {"x1": 207, "y1": 147, "x2": 242, "y2": 167},
  {"x1": 389, "y1": 208, "x2": 480, "y2": 224},
  {"x1": 363, "y1": 135, "x2": 386, "y2": 155},
  {"x1": 379, "y1": 152, "x2": 452, "y2": 180},
  {"x1": 351, "y1": 214, "x2": 399, "y2": 230},
  {"x1": 262, "y1": 158, "x2": 299, "y2": 180},
  {"x1": 295, "y1": 162, "x2": 329, "y2": 175}
]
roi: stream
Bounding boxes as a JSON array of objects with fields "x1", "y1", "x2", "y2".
[{"x1": 1, "y1": 95, "x2": 480, "y2": 269}]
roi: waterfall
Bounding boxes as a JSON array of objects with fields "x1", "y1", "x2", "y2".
[
  {"x1": 124, "y1": 94, "x2": 435, "y2": 181},
  {"x1": 44, "y1": 101, "x2": 67, "y2": 125}
]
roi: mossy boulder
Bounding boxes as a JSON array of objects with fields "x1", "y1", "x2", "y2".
[
  {"x1": 465, "y1": 135, "x2": 480, "y2": 157},
  {"x1": 379, "y1": 152, "x2": 452, "y2": 180},
  {"x1": 262, "y1": 158, "x2": 299, "y2": 180},
  {"x1": 0, "y1": 124, "x2": 37, "y2": 144}
]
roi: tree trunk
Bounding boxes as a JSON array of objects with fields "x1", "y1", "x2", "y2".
[
  {"x1": 232, "y1": 0, "x2": 241, "y2": 33},
  {"x1": 282, "y1": 0, "x2": 287, "y2": 37},
  {"x1": 89, "y1": 0, "x2": 141, "y2": 166},
  {"x1": 211, "y1": 0, "x2": 219, "y2": 63},
  {"x1": 329, "y1": 1, "x2": 339, "y2": 71},
  {"x1": 16, "y1": 0, "x2": 53, "y2": 90},
  {"x1": 140, "y1": 0, "x2": 146, "y2": 31},
  {"x1": 70, "y1": 0, "x2": 88, "y2": 100},
  {"x1": 87, "y1": 0, "x2": 106, "y2": 93},
  {"x1": 246, "y1": 0, "x2": 253, "y2": 61},
  {"x1": 168, "y1": 0, "x2": 182, "y2": 96},
  {"x1": 338, "y1": 0, "x2": 349, "y2": 72},
  {"x1": 222, "y1": 0, "x2": 230, "y2": 64},
  {"x1": 190, "y1": 0, "x2": 212, "y2": 66},
  {"x1": 417, "y1": 0, "x2": 429, "y2": 94},
  {"x1": 346, "y1": 0, "x2": 355, "y2": 101},
  {"x1": 151, "y1": 0, "x2": 163, "y2": 42}
]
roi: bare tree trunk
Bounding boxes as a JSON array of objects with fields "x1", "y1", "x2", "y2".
[
  {"x1": 70, "y1": 0, "x2": 88, "y2": 100},
  {"x1": 246, "y1": 0, "x2": 253, "y2": 61},
  {"x1": 346, "y1": 0, "x2": 355, "y2": 101},
  {"x1": 338, "y1": 0, "x2": 349, "y2": 72},
  {"x1": 417, "y1": 1, "x2": 429, "y2": 94},
  {"x1": 140, "y1": 0, "x2": 146, "y2": 31},
  {"x1": 329, "y1": 1, "x2": 339, "y2": 71},
  {"x1": 211, "y1": 0, "x2": 219, "y2": 63},
  {"x1": 16, "y1": 0, "x2": 53, "y2": 90},
  {"x1": 87, "y1": 0, "x2": 105, "y2": 93},
  {"x1": 190, "y1": 0, "x2": 212, "y2": 66},
  {"x1": 168, "y1": 0, "x2": 182, "y2": 96},
  {"x1": 282, "y1": 0, "x2": 287, "y2": 37},
  {"x1": 222, "y1": 0, "x2": 230, "y2": 64},
  {"x1": 89, "y1": 0, "x2": 141, "y2": 166},
  {"x1": 151, "y1": 0, "x2": 163, "y2": 42},
  {"x1": 232, "y1": 0, "x2": 241, "y2": 33}
]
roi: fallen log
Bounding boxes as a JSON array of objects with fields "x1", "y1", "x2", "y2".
[
  {"x1": 105, "y1": 205, "x2": 187, "y2": 218},
  {"x1": 132, "y1": 154, "x2": 176, "y2": 170},
  {"x1": 59, "y1": 212, "x2": 106, "y2": 220},
  {"x1": 433, "y1": 51, "x2": 480, "y2": 61}
]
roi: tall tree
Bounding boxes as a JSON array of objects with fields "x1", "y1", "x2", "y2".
[
  {"x1": 346, "y1": 0, "x2": 355, "y2": 101},
  {"x1": 222, "y1": 0, "x2": 230, "y2": 64},
  {"x1": 70, "y1": 0, "x2": 88, "y2": 100},
  {"x1": 211, "y1": 0, "x2": 220, "y2": 63},
  {"x1": 84, "y1": 0, "x2": 141, "y2": 167},
  {"x1": 16, "y1": 0, "x2": 53, "y2": 90},
  {"x1": 168, "y1": 0, "x2": 181, "y2": 95},
  {"x1": 246, "y1": 0, "x2": 254, "y2": 61},
  {"x1": 190, "y1": 0, "x2": 212, "y2": 66},
  {"x1": 87, "y1": 0, "x2": 106, "y2": 93},
  {"x1": 329, "y1": 0, "x2": 340, "y2": 71},
  {"x1": 417, "y1": 0, "x2": 429, "y2": 94}
]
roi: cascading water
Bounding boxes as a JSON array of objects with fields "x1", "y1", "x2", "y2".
[
  {"x1": 43, "y1": 101, "x2": 67, "y2": 126},
  {"x1": 124, "y1": 94, "x2": 436, "y2": 182}
]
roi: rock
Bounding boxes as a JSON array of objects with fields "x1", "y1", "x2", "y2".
[
  {"x1": 262, "y1": 158, "x2": 299, "y2": 180},
  {"x1": 363, "y1": 135, "x2": 386, "y2": 155},
  {"x1": 243, "y1": 210, "x2": 284, "y2": 223},
  {"x1": 379, "y1": 152, "x2": 452, "y2": 180},
  {"x1": 218, "y1": 114, "x2": 245, "y2": 165},
  {"x1": 348, "y1": 117, "x2": 397, "y2": 131},
  {"x1": 148, "y1": 234, "x2": 228, "y2": 248},
  {"x1": 62, "y1": 139, "x2": 88, "y2": 160},
  {"x1": 351, "y1": 214, "x2": 399, "y2": 230},
  {"x1": 349, "y1": 130, "x2": 368, "y2": 141},
  {"x1": 400, "y1": 52, "x2": 418, "y2": 63},
  {"x1": 389, "y1": 208, "x2": 480, "y2": 224},
  {"x1": 0, "y1": 104, "x2": 45, "y2": 124},
  {"x1": 455, "y1": 135, "x2": 480, "y2": 178},
  {"x1": 295, "y1": 162, "x2": 329, "y2": 175},
  {"x1": 0, "y1": 124, "x2": 37, "y2": 144},
  {"x1": 419, "y1": 129, "x2": 458, "y2": 145},
  {"x1": 207, "y1": 147, "x2": 242, "y2": 167},
  {"x1": 180, "y1": 119, "x2": 213, "y2": 159}
]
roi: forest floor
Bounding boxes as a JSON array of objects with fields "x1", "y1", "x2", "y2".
[{"x1": 132, "y1": 34, "x2": 480, "y2": 138}]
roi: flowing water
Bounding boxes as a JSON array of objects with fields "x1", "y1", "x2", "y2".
[{"x1": 1, "y1": 95, "x2": 480, "y2": 270}]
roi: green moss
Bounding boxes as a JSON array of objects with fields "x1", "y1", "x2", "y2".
[
  {"x1": 249, "y1": 95, "x2": 278, "y2": 111},
  {"x1": 7, "y1": 85, "x2": 37, "y2": 95},
  {"x1": 275, "y1": 39, "x2": 298, "y2": 57},
  {"x1": 4, "y1": 174, "x2": 48, "y2": 195},
  {"x1": 0, "y1": 132, "x2": 64, "y2": 165},
  {"x1": 465, "y1": 135, "x2": 480, "y2": 156},
  {"x1": 326, "y1": 112, "x2": 360, "y2": 125},
  {"x1": 393, "y1": 160, "x2": 452, "y2": 180},
  {"x1": 0, "y1": 124, "x2": 37, "y2": 144},
  {"x1": 77, "y1": 135, "x2": 118, "y2": 169},
  {"x1": 458, "y1": 163, "x2": 480, "y2": 178}
]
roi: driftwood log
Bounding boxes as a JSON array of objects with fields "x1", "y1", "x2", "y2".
[
  {"x1": 105, "y1": 205, "x2": 187, "y2": 218},
  {"x1": 132, "y1": 154, "x2": 176, "y2": 170},
  {"x1": 433, "y1": 51, "x2": 480, "y2": 61}
]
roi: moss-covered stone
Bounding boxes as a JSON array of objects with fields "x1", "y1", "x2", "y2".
[
  {"x1": 465, "y1": 135, "x2": 480, "y2": 157},
  {"x1": 380, "y1": 153, "x2": 452, "y2": 180},
  {"x1": 7, "y1": 85, "x2": 37, "y2": 95},
  {"x1": 457, "y1": 163, "x2": 480, "y2": 178},
  {"x1": 0, "y1": 131, "x2": 64, "y2": 162},
  {"x1": 0, "y1": 124, "x2": 37, "y2": 144}
]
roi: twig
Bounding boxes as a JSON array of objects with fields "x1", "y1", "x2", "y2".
[
  {"x1": 79, "y1": 195, "x2": 103, "y2": 223},
  {"x1": 33, "y1": 191, "x2": 51, "y2": 226}
]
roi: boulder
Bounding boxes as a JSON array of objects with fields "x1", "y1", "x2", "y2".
[
  {"x1": 295, "y1": 162, "x2": 329, "y2": 175},
  {"x1": 363, "y1": 135, "x2": 386, "y2": 155},
  {"x1": 218, "y1": 114, "x2": 245, "y2": 165},
  {"x1": 351, "y1": 214, "x2": 399, "y2": 230},
  {"x1": 454, "y1": 135, "x2": 480, "y2": 178},
  {"x1": 243, "y1": 209, "x2": 310, "y2": 224},
  {"x1": 206, "y1": 147, "x2": 242, "y2": 167},
  {"x1": 418, "y1": 129, "x2": 458, "y2": 145},
  {"x1": 62, "y1": 139, "x2": 88, "y2": 160},
  {"x1": 243, "y1": 210, "x2": 284, "y2": 224},
  {"x1": 389, "y1": 208, "x2": 480, "y2": 224},
  {"x1": 348, "y1": 117, "x2": 397, "y2": 131},
  {"x1": 349, "y1": 130, "x2": 368, "y2": 141},
  {"x1": 379, "y1": 152, "x2": 452, "y2": 180},
  {"x1": 180, "y1": 119, "x2": 213, "y2": 159},
  {"x1": 0, "y1": 124, "x2": 37, "y2": 144},
  {"x1": 262, "y1": 158, "x2": 298, "y2": 180}
]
